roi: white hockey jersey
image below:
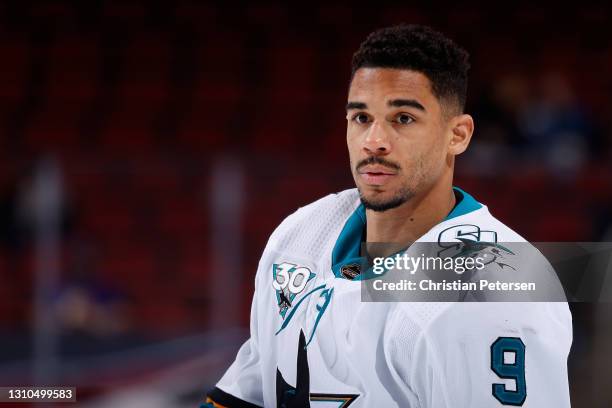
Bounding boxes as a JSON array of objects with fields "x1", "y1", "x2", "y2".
[{"x1": 209, "y1": 187, "x2": 572, "y2": 408}]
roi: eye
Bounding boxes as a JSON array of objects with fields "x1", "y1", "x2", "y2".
[
  {"x1": 396, "y1": 113, "x2": 414, "y2": 125},
  {"x1": 352, "y1": 113, "x2": 370, "y2": 124}
]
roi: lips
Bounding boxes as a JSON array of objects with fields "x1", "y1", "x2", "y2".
[{"x1": 358, "y1": 165, "x2": 397, "y2": 186}]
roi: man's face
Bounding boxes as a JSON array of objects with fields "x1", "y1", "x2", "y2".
[{"x1": 346, "y1": 68, "x2": 451, "y2": 212}]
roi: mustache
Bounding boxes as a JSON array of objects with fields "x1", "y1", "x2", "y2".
[{"x1": 356, "y1": 156, "x2": 401, "y2": 172}]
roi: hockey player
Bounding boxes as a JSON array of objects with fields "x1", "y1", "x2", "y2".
[{"x1": 203, "y1": 24, "x2": 572, "y2": 408}]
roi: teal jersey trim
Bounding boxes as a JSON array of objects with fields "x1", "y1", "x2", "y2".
[
  {"x1": 331, "y1": 204, "x2": 369, "y2": 280},
  {"x1": 331, "y1": 186, "x2": 483, "y2": 280},
  {"x1": 444, "y1": 186, "x2": 483, "y2": 221}
]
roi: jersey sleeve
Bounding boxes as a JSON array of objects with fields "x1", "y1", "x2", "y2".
[
  {"x1": 392, "y1": 302, "x2": 572, "y2": 408},
  {"x1": 207, "y1": 262, "x2": 265, "y2": 407}
]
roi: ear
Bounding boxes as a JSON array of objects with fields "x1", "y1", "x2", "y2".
[{"x1": 447, "y1": 114, "x2": 474, "y2": 156}]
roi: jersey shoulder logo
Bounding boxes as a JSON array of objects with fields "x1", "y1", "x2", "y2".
[
  {"x1": 437, "y1": 224, "x2": 516, "y2": 270},
  {"x1": 272, "y1": 262, "x2": 316, "y2": 318}
]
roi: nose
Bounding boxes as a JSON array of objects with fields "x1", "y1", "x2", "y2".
[{"x1": 362, "y1": 122, "x2": 391, "y2": 155}]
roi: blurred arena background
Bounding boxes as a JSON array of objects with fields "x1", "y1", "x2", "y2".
[{"x1": 0, "y1": 1, "x2": 611, "y2": 407}]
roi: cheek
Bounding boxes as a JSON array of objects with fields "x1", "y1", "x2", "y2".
[
  {"x1": 423, "y1": 138, "x2": 449, "y2": 179},
  {"x1": 346, "y1": 124, "x2": 360, "y2": 144},
  {"x1": 346, "y1": 130, "x2": 361, "y2": 160},
  {"x1": 346, "y1": 130, "x2": 353, "y2": 148},
  {"x1": 397, "y1": 133, "x2": 444, "y2": 177}
]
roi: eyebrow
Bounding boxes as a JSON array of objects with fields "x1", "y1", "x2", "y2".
[
  {"x1": 346, "y1": 101, "x2": 367, "y2": 111},
  {"x1": 388, "y1": 99, "x2": 426, "y2": 111},
  {"x1": 345, "y1": 99, "x2": 426, "y2": 112}
]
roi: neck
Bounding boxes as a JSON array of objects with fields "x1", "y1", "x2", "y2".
[{"x1": 365, "y1": 181, "x2": 456, "y2": 246}]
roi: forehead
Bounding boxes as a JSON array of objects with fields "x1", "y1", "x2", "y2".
[{"x1": 348, "y1": 68, "x2": 437, "y2": 109}]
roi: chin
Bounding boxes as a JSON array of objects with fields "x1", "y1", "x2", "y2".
[{"x1": 358, "y1": 187, "x2": 414, "y2": 212}]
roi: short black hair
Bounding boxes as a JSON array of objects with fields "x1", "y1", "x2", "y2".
[{"x1": 351, "y1": 24, "x2": 470, "y2": 115}]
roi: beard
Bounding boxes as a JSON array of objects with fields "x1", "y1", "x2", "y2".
[
  {"x1": 358, "y1": 185, "x2": 415, "y2": 212},
  {"x1": 352, "y1": 155, "x2": 423, "y2": 212}
]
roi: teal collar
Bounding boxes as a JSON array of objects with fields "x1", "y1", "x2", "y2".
[
  {"x1": 444, "y1": 186, "x2": 482, "y2": 221},
  {"x1": 331, "y1": 203, "x2": 368, "y2": 280},
  {"x1": 331, "y1": 186, "x2": 483, "y2": 280}
]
